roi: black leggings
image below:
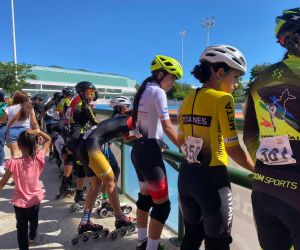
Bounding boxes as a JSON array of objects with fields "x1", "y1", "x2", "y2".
[
  {"x1": 14, "y1": 204, "x2": 40, "y2": 250},
  {"x1": 252, "y1": 191, "x2": 300, "y2": 250},
  {"x1": 178, "y1": 163, "x2": 232, "y2": 250}
]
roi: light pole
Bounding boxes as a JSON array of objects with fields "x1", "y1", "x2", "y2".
[
  {"x1": 201, "y1": 17, "x2": 215, "y2": 46},
  {"x1": 11, "y1": 0, "x2": 17, "y2": 65},
  {"x1": 179, "y1": 30, "x2": 187, "y2": 71}
]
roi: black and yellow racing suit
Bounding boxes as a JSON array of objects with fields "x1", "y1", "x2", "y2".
[
  {"x1": 178, "y1": 87, "x2": 239, "y2": 250},
  {"x1": 243, "y1": 54, "x2": 300, "y2": 250},
  {"x1": 76, "y1": 114, "x2": 133, "y2": 179}
]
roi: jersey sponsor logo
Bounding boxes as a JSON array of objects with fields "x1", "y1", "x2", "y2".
[
  {"x1": 225, "y1": 102, "x2": 236, "y2": 131},
  {"x1": 182, "y1": 114, "x2": 211, "y2": 127},
  {"x1": 253, "y1": 173, "x2": 298, "y2": 190},
  {"x1": 224, "y1": 136, "x2": 238, "y2": 144}
]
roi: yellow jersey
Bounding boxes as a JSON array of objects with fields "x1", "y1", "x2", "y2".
[{"x1": 178, "y1": 87, "x2": 239, "y2": 167}]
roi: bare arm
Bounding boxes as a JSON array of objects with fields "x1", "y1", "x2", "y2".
[
  {"x1": 0, "y1": 112, "x2": 7, "y2": 124},
  {"x1": 27, "y1": 129, "x2": 51, "y2": 153},
  {"x1": 30, "y1": 109, "x2": 40, "y2": 130},
  {"x1": 0, "y1": 171, "x2": 12, "y2": 190},
  {"x1": 177, "y1": 136, "x2": 185, "y2": 149},
  {"x1": 161, "y1": 119, "x2": 179, "y2": 148},
  {"x1": 226, "y1": 145, "x2": 255, "y2": 172}
]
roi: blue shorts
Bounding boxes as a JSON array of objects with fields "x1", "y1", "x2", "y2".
[{"x1": 5, "y1": 126, "x2": 27, "y2": 144}]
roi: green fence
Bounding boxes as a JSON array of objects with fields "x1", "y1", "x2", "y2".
[{"x1": 96, "y1": 109, "x2": 253, "y2": 245}]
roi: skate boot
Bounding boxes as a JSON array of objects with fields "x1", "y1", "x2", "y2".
[
  {"x1": 110, "y1": 215, "x2": 136, "y2": 240},
  {"x1": 71, "y1": 190, "x2": 86, "y2": 212},
  {"x1": 136, "y1": 238, "x2": 167, "y2": 250},
  {"x1": 55, "y1": 177, "x2": 75, "y2": 200},
  {"x1": 70, "y1": 221, "x2": 109, "y2": 246}
]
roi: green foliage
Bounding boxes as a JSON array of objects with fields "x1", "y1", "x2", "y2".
[
  {"x1": 0, "y1": 62, "x2": 37, "y2": 95},
  {"x1": 167, "y1": 82, "x2": 194, "y2": 100},
  {"x1": 245, "y1": 63, "x2": 271, "y2": 95},
  {"x1": 232, "y1": 79, "x2": 246, "y2": 103}
]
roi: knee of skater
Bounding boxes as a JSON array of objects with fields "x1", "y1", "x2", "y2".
[
  {"x1": 103, "y1": 178, "x2": 116, "y2": 193},
  {"x1": 150, "y1": 199, "x2": 171, "y2": 224}
]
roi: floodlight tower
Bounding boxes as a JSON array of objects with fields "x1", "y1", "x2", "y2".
[
  {"x1": 201, "y1": 17, "x2": 215, "y2": 46},
  {"x1": 179, "y1": 30, "x2": 187, "y2": 71}
]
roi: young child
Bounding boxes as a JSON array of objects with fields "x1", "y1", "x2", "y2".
[{"x1": 0, "y1": 128, "x2": 51, "y2": 250}]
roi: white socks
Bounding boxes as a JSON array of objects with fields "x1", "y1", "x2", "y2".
[
  {"x1": 137, "y1": 227, "x2": 147, "y2": 241},
  {"x1": 146, "y1": 238, "x2": 159, "y2": 250}
]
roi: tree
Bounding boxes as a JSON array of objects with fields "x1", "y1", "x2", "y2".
[
  {"x1": 0, "y1": 62, "x2": 37, "y2": 95},
  {"x1": 245, "y1": 63, "x2": 271, "y2": 95},
  {"x1": 232, "y1": 79, "x2": 246, "y2": 103},
  {"x1": 167, "y1": 82, "x2": 194, "y2": 100}
]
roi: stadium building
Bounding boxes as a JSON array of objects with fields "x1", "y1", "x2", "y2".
[{"x1": 24, "y1": 65, "x2": 137, "y2": 101}]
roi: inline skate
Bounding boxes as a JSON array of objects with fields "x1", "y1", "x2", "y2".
[
  {"x1": 95, "y1": 201, "x2": 133, "y2": 218},
  {"x1": 70, "y1": 190, "x2": 86, "y2": 212},
  {"x1": 55, "y1": 178, "x2": 75, "y2": 200},
  {"x1": 110, "y1": 216, "x2": 136, "y2": 240},
  {"x1": 136, "y1": 238, "x2": 167, "y2": 250},
  {"x1": 70, "y1": 221, "x2": 109, "y2": 245}
]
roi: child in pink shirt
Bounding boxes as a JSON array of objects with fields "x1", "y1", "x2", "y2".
[{"x1": 0, "y1": 129, "x2": 51, "y2": 250}]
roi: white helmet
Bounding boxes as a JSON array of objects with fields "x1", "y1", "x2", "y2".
[
  {"x1": 200, "y1": 44, "x2": 247, "y2": 75},
  {"x1": 109, "y1": 96, "x2": 131, "y2": 109}
]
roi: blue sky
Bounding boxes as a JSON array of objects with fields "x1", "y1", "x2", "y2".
[{"x1": 0, "y1": 0, "x2": 298, "y2": 86}]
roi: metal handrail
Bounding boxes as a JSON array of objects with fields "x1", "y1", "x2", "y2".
[{"x1": 96, "y1": 108, "x2": 253, "y2": 244}]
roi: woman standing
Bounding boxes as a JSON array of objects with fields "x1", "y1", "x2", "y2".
[
  {"x1": 131, "y1": 55, "x2": 182, "y2": 250},
  {"x1": 0, "y1": 92, "x2": 8, "y2": 175},
  {"x1": 4, "y1": 91, "x2": 39, "y2": 158},
  {"x1": 177, "y1": 45, "x2": 254, "y2": 250}
]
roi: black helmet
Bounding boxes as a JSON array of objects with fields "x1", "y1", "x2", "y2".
[
  {"x1": 75, "y1": 81, "x2": 96, "y2": 94},
  {"x1": 53, "y1": 92, "x2": 63, "y2": 103},
  {"x1": 275, "y1": 8, "x2": 300, "y2": 55},
  {"x1": 31, "y1": 94, "x2": 43, "y2": 102},
  {"x1": 62, "y1": 87, "x2": 75, "y2": 97}
]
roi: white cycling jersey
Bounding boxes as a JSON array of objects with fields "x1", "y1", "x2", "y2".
[{"x1": 137, "y1": 82, "x2": 170, "y2": 140}]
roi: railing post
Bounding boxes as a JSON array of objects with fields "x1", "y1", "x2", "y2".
[
  {"x1": 178, "y1": 207, "x2": 184, "y2": 241},
  {"x1": 120, "y1": 142, "x2": 126, "y2": 194}
]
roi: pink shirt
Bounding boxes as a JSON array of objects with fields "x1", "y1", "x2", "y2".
[{"x1": 4, "y1": 150, "x2": 46, "y2": 208}]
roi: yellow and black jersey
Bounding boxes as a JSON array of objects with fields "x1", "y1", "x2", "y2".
[
  {"x1": 178, "y1": 87, "x2": 239, "y2": 167},
  {"x1": 244, "y1": 54, "x2": 300, "y2": 164}
]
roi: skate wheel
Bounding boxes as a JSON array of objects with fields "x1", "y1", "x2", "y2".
[
  {"x1": 92, "y1": 232, "x2": 100, "y2": 240},
  {"x1": 110, "y1": 231, "x2": 118, "y2": 240},
  {"x1": 129, "y1": 225, "x2": 135, "y2": 233},
  {"x1": 96, "y1": 208, "x2": 101, "y2": 216},
  {"x1": 120, "y1": 228, "x2": 127, "y2": 237},
  {"x1": 94, "y1": 199, "x2": 101, "y2": 207},
  {"x1": 71, "y1": 205, "x2": 76, "y2": 212},
  {"x1": 71, "y1": 238, "x2": 79, "y2": 245},
  {"x1": 82, "y1": 235, "x2": 89, "y2": 242},
  {"x1": 102, "y1": 228, "x2": 110, "y2": 237},
  {"x1": 100, "y1": 208, "x2": 108, "y2": 217},
  {"x1": 125, "y1": 206, "x2": 133, "y2": 213}
]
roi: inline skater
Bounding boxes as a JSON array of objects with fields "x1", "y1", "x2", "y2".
[
  {"x1": 44, "y1": 92, "x2": 63, "y2": 162},
  {"x1": 177, "y1": 45, "x2": 254, "y2": 250},
  {"x1": 243, "y1": 8, "x2": 300, "y2": 250},
  {"x1": 74, "y1": 95, "x2": 137, "y2": 240},
  {"x1": 56, "y1": 82, "x2": 96, "y2": 203},
  {"x1": 131, "y1": 55, "x2": 182, "y2": 250},
  {"x1": 95, "y1": 96, "x2": 133, "y2": 217}
]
